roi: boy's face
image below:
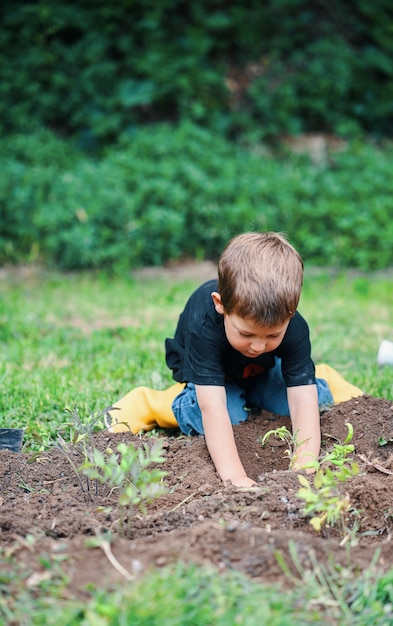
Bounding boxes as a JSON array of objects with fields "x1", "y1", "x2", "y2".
[{"x1": 212, "y1": 292, "x2": 290, "y2": 358}]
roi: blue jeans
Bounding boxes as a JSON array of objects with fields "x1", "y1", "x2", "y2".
[{"x1": 172, "y1": 358, "x2": 333, "y2": 436}]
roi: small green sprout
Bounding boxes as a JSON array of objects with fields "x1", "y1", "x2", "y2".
[
  {"x1": 379, "y1": 436, "x2": 393, "y2": 447},
  {"x1": 296, "y1": 423, "x2": 359, "y2": 536},
  {"x1": 260, "y1": 426, "x2": 307, "y2": 468},
  {"x1": 322, "y1": 422, "x2": 356, "y2": 466}
]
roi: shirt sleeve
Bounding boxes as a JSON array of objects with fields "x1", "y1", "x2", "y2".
[
  {"x1": 181, "y1": 327, "x2": 227, "y2": 386},
  {"x1": 277, "y1": 313, "x2": 316, "y2": 387}
]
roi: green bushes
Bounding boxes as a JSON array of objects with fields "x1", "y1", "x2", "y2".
[
  {"x1": 1, "y1": 124, "x2": 393, "y2": 271},
  {"x1": 247, "y1": 37, "x2": 359, "y2": 138},
  {"x1": 1, "y1": 1, "x2": 393, "y2": 144}
]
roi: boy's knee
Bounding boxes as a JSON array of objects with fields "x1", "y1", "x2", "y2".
[{"x1": 172, "y1": 383, "x2": 204, "y2": 436}]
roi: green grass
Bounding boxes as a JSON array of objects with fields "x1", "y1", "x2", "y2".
[
  {"x1": 1, "y1": 266, "x2": 391, "y2": 446},
  {"x1": 300, "y1": 268, "x2": 393, "y2": 399},
  {"x1": 0, "y1": 270, "x2": 201, "y2": 446},
  {"x1": 0, "y1": 265, "x2": 392, "y2": 623},
  {"x1": 1, "y1": 554, "x2": 392, "y2": 625}
]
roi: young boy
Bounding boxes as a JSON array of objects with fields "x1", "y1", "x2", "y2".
[{"x1": 107, "y1": 232, "x2": 363, "y2": 487}]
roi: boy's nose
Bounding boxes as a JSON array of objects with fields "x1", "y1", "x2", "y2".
[{"x1": 250, "y1": 340, "x2": 266, "y2": 354}]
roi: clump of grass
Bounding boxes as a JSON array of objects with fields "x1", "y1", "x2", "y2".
[{"x1": 1, "y1": 556, "x2": 392, "y2": 626}]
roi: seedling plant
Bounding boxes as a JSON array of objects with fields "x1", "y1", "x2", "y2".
[
  {"x1": 81, "y1": 440, "x2": 167, "y2": 536},
  {"x1": 55, "y1": 404, "x2": 108, "y2": 497},
  {"x1": 261, "y1": 423, "x2": 360, "y2": 537},
  {"x1": 260, "y1": 426, "x2": 302, "y2": 469},
  {"x1": 297, "y1": 423, "x2": 359, "y2": 536},
  {"x1": 55, "y1": 404, "x2": 168, "y2": 535}
]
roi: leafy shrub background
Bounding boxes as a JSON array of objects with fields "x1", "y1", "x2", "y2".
[
  {"x1": 1, "y1": 124, "x2": 392, "y2": 272},
  {"x1": 1, "y1": 1, "x2": 393, "y2": 272},
  {"x1": 1, "y1": 0, "x2": 393, "y2": 144}
]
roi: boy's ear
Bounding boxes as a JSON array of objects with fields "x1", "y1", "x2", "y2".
[{"x1": 211, "y1": 291, "x2": 225, "y2": 315}]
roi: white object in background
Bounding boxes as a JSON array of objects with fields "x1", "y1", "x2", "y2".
[{"x1": 377, "y1": 339, "x2": 393, "y2": 366}]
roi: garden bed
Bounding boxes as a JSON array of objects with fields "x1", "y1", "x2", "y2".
[{"x1": 1, "y1": 394, "x2": 392, "y2": 597}]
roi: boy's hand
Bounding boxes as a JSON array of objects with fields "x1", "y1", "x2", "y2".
[
  {"x1": 230, "y1": 475, "x2": 258, "y2": 488},
  {"x1": 196, "y1": 385, "x2": 254, "y2": 487}
]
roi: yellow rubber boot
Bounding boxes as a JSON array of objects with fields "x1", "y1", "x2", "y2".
[
  {"x1": 107, "y1": 382, "x2": 185, "y2": 433},
  {"x1": 315, "y1": 363, "x2": 363, "y2": 404}
]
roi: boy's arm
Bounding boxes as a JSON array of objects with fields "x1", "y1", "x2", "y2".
[
  {"x1": 287, "y1": 384, "x2": 321, "y2": 470},
  {"x1": 195, "y1": 384, "x2": 256, "y2": 488}
]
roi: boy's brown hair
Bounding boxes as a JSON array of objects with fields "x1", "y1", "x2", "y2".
[{"x1": 217, "y1": 231, "x2": 304, "y2": 325}]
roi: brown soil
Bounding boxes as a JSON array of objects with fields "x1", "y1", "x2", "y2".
[{"x1": 1, "y1": 395, "x2": 393, "y2": 597}]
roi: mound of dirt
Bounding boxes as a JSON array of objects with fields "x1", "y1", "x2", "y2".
[{"x1": 1, "y1": 395, "x2": 393, "y2": 596}]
